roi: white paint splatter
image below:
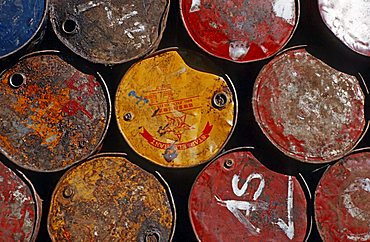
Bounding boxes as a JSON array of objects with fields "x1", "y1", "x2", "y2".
[
  {"x1": 190, "y1": 0, "x2": 201, "y2": 12},
  {"x1": 116, "y1": 11, "x2": 138, "y2": 25},
  {"x1": 229, "y1": 41, "x2": 249, "y2": 61},
  {"x1": 273, "y1": 0, "x2": 295, "y2": 25}
]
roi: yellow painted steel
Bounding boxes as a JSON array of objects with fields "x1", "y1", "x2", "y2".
[{"x1": 115, "y1": 50, "x2": 235, "y2": 167}]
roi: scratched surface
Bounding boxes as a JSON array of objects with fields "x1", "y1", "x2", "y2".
[
  {"x1": 253, "y1": 48, "x2": 365, "y2": 163},
  {"x1": 0, "y1": 161, "x2": 40, "y2": 241},
  {"x1": 115, "y1": 50, "x2": 236, "y2": 168},
  {"x1": 48, "y1": 155, "x2": 174, "y2": 241},
  {"x1": 189, "y1": 149, "x2": 307, "y2": 241},
  {"x1": 319, "y1": 0, "x2": 370, "y2": 56},
  {"x1": 315, "y1": 152, "x2": 370, "y2": 242},
  {"x1": 0, "y1": 0, "x2": 46, "y2": 58},
  {"x1": 0, "y1": 53, "x2": 109, "y2": 172},
  {"x1": 180, "y1": 0, "x2": 297, "y2": 62},
  {"x1": 49, "y1": 0, "x2": 169, "y2": 64}
]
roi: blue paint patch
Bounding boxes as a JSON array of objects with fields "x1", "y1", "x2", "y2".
[
  {"x1": 0, "y1": 0, "x2": 46, "y2": 58},
  {"x1": 128, "y1": 90, "x2": 149, "y2": 105}
]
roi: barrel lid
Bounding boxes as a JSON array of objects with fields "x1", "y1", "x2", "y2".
[
  {"x1": 319, "y1": 0, "x2": 370, "y2": 56},
  {"x1": 0, "y1": 51, "x2": 111, "y2": 172},
  {"x1": 48, "y1": 153, "x2": 175, "y2": 241},
  {"x1": 115, "y1": 49, "x2": 237, "y2": 168},
  {"x1": 315, "y1": 152, "x2": 370, "y2": 241},
  {"x1": 189, "y1": 148, "x2": 308, "y2": 241},
  {"x1": 49, "y1": 0, "x2": 170, "y2": 65},
  {"x1": 253, "y1": 48, "x2": 366, "y2": 163},
  {"x1": 180, "y1": 0, "x2": 299, "y2": 63}
]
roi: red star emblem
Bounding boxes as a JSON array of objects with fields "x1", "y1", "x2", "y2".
[{"x1": 163, "y1": 114, "x2": 193, "y2": 141}]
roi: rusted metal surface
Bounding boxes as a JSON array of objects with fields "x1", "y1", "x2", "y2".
[
  {"x1": 0, "y1": 161, "x2": 41, "y2": 241},
  {"x1": 48, "y1": 154, "x2": 175, "y2": 241},
  {"x1": 0, "y1": 51, "x2": 110, "y2": 172},
  {"x1": 115, "y1": 49, "x2": 237, "y2": 168},
  {"x1": 315, "y1": 152, "x2": 370, "y2": 242},
  {"x1": 180, "y1": 0, "x2": 298, "y2": 63},
  {"x1": 319, "y1": 0, "x2": 370, "y2": 56},
  {"x1": 49, "y1": 0, "x2": 170, "y2": 65},
  {"x1": 252, "y1": 48, "x2": 365, "y2": 163},
  {"x1": 189, "y1": 148, "x2": 308, "y2": 241},
  {"x1": 0, "y1": 0, "x2": 48, "y2": 59}
]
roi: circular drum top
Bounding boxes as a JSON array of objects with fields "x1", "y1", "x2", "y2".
[
  {"x1": 0, "y1": 161, "x2": 40, "y2": 241},
  {"x1": 253, "y1": 48, "x2": 365, "y2": 163},
  {"x1": 180, "y1": 0, "x2": 298, "y2": 62},
  {"x1": 0, "y1": 52, "x2": 110, "y2": 172},
  {"x1": 319, "y1": 0, "x2": 370, "y2": 56},
  {"x1": 49, "y1": 0, "x2": 169, "y2": 64},
  {"x1": 0, "y1": 0, "x2": 47, "y2": 59},
  {"x1": 189, "y1": 149, "x2": 308, "y2": 241},
  {"x1": 115, "y1": 49, "x2": 236, "y2": 168},
  {"x1": 48, "y1": 155, "x2": 174, "y2": 241},
  {"x1": 315, "y1": 152, "x2": 370, "y2": 242}
]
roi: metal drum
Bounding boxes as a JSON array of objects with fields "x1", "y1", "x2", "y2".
[
  {"x1": 180, "y1": 0, "x2": 299, "y2": 62},
  {"x1": 0, "y1": 161, "x2": 41, "y2": 241},
  {"x1": 189, "y1": 148, "x2": 308, "y2": 241},
  {"x1": 0, "y1": 51, "x2": 111, "y2": 172},
  {"x1": 252, "y1": 48, "x2": 366, "y2": 163},
  {"x1": 315, "y1": 152, "x2": 370, "y2": 241},
  {"x1": 48, "y1": 153, "x2": 175, "y2": 241},
  {"x1": 49, "y1": 0, "x2": 170, "y2": 65},
  {"x1": 115, "y1": 48, "x2": 237, "y2": 168}
]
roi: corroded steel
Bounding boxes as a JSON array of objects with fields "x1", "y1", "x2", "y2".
[
  {"x1": 180, "y1": 0, "x2": 298, "y2": 63},
  {"x1": 319, "y1": 0, "x2": 370, "y2": 56},
  {"x1": 48, "y1": 154, "x2": 175, "y2": 241},
  {"x1": 315, "y1": 152, "x2": 370, "y2": 242},
  {"x1": 189, "y1": 149, "x2": 308, "y2": 241},
  {"x1": 0, "y1": 0, "x2": 48, "y2": 59},
  {"x1": 0, "y1": 51, "x2": 110, "y2": 172},
  {"x1": 0, "y1": 161, "x2": 41, "y2": 241},
  {"x1": 49, "y1": 0, "x2": 170, "y2": 64},
  {"x1": 252, "y1": 48, "x2": 365, "y2": 163},
  {"x1": 115, "y1": 49, "x2": 237, "y2": 168}
]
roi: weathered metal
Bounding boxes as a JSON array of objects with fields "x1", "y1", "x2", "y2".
[
  {"x1": 0, "y1": 0, "x2": 48, "y2": 60},
  {"x1": 319, "y1": 0, "x2": 370, "y2": 56},
  {"x1": 0, "y1": 51, "x2": 111, "y2": 172},
  {"x1": 0, "y1": 161, "x2": 42, "y2": 241},
  {"x1": 49, "y1": 0, "x2": 170, "y2": 65},
  {"x1": 48, "y1": 153, "x2": 175, "y2": 241},
  {"x1": 189, "y1": 148, "x2": 308, "y2": 241},
  {"x1": 115, "y1": 49, "x2": 237, "y2": 168},
  {"x1": 252, "y1": 48, "x2": 366, "y2": 163},
  {"x1": 180, "y1": 0, "x2": 299, "y2": 63},
  {"x1": 315, "y1": 152, "x2": 370, "y2": 242}
]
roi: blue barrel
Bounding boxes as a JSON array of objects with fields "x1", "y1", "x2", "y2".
[{"x1": 0, "y1": 0, "x2": 47, "y2": 59}]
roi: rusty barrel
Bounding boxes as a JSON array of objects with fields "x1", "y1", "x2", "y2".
[
  {"x1": 318, "y1": 0, "x2": 370, "y2": 56},
  {"x1": 180, "y1": 0, "x2": 299, "y2": 63},
  {"x1": 48, "y1": 153, "x2": 175, "y2": 241},
  {"x1": 115, "y1": 48, "x2": 237, "y2": 168},
  {"x1": 189, "y1": 148, "x2": 308, "y2": 241},
  {"x1": 0, "y1": 161, "x2": 42, "y2": 241},
  {"x1": 315, "y1": 152, "x2": 370, "y2": 241},
  {"x1": 49, "y1": 0, "x2": 170, "y2": 65},
  {"x1": 0, "y1": 51, "x2": 111, "y2": 172},
  {"x1": 252, "y1": 48, "x2": 366, "y2": 163}
]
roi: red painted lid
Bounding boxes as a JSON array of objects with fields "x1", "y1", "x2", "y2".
[
  {"x1": 180, "y1": 0, "x2": 298, "y2": 62},
  {"x1": 189, "y1": 149, "x2": 308, "y2": 241},
  {"x1": 315, "y1": 152, "x2": 370, "y2": 242}
]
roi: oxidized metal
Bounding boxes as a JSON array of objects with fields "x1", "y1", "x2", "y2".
[
  {"x1": 252, "y1": 48, "x2": 365, "y2": 163},
  {"x1": 315, "y1": 152, "x2": 370, "y2": 242},
  {"x1": 0, "y1": 0, "x2": 48, "y2": 59},
  {"x1": 48, "y1": 154, "x2": 175, "y2": 241},
  {"x1": 189, "y1": 148, "x2": 308, "y2": 241},
  {"x1": 0, "y1": 161, "x2": 42, "y2": 241},
  {"x1": 319, "y1": 0, "x2": 370, "y2": 56},
  {"x1": 0, "y1": 51, "x2": 111, "y2": 172},
  {"x1": 115, "y1": 49, "x2": 237, "y2": 168},
  {"x1": 49, "y1": 0, "x2": 170, "y2": 65},
  {"x1": 180, "y1": 0, "x2": 299, "y2": 63}
]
